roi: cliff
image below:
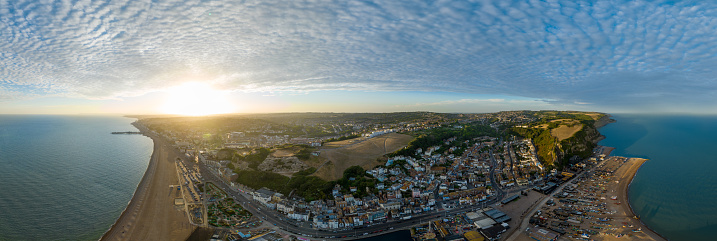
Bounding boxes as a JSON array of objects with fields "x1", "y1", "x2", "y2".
[
  {"x1": 554, "y1": 114, "x2": 614, "y2": 167},
  {"x1": 511, "y1": 112, "x2": 615, "y2": 169},
  {"x1": 594, "y1": 114, "x2": 617, "y2": 129}
]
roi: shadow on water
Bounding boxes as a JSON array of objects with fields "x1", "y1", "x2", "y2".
[
  {"x1": 599, "y1": 115, "x2": 649, "y2": 158},
  {"x1": 638, "y1": 203, "x2": 661, "y2": 221},
  {"x1": 667, "y1": 223, "x2": 717, "y2": 241}
]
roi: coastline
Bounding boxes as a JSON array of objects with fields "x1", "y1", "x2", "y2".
[
  {"x1": 94, "y1": 113, "x2": 666, "y2": 241},
  {"x1": 98, "y1": 122, "x2": 157, "y2": 240},
  {"x1": 622, "y1": 159, "x2": 668, "y2": 241},
  {"x1": 595, "y1": 114, "x2": 616, "y2": 129},
  {"x1": 99, "y1": 121, "x2": 194, "y2": 240},
  {"x1": 599, "y1": 115, "x2": 666, "y2": 241},
  {"x1": 594, "y1": 114, "x2": 616, "y2": 143}
]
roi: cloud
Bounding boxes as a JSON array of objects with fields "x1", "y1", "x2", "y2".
[
  {"x1": 410, "y1": 99, "x2": 510, "y2": 107},
  {"x1": 398, "y1": 97, "x2": 559, "y2": 113},
  {"x1": 2, "y1": 0, "x2": 717, "y2": 112}
]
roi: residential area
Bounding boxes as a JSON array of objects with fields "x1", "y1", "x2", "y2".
[{"x1": 136, "y1": 111, "x2": 625, "y2": 241}]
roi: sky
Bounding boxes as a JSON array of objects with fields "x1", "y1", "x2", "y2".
[{"x1": 2, "y1": 0, "x2": 717, "y2": 115}]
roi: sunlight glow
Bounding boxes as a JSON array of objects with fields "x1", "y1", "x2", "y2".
[{"x1": 160, "y1": 82, "x2": 236, "y2": 116}]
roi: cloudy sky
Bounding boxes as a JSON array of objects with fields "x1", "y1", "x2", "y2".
[{"x1": 1, "y1": 0, "x2": 717, "y2": 114}]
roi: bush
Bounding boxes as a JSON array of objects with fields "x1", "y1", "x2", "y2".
[
  {"x1": 237, "y1": 148, "x2": 271, "y2": 169},
  {"x1": 295, "y1": 148, "x2": 313, "y2": 160},
  {"x1": 324, "y1": 134, "x2": 361, "y2": 143},
  {"x1": 234, "y1": 168, "x2": 331, "y2": 201}
]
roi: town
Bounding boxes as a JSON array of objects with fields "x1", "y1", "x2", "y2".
[{"x1": 133, "y1": 111, "x2": 653, "y2": 241}]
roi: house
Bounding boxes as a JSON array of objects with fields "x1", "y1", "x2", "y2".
[
  {"x1": 333, "y1": 184, "x2": 342, "y2": 197},
  {"x1": 276, "y1": 201, "x2": 295, "y2": 213},
  {"x1": 380, "y1": 201, "x2": 401, "y2": 210},
  {"x1": 252, "y1": 188, "x2": 275, "y2": 208},
  {"x1": 412, "y1": 188, "x2": 421, "y2": 198},
  {"x1": 288, "y1": 209, "x2": 310, "y2": 221}
]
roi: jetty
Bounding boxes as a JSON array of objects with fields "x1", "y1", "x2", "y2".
[{"x1": 111, "y1": 131, "x2": 142, "y2": 135}]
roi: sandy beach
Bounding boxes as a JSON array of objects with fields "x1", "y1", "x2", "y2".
[
  {"x1": 507, "y1": 156, "x2": 666, "y2": 241},
  {"x1": 613, "y1": 158, "x2": 666, "y2": 241},
  {"x1": 100, "y1": 123, "x2": 194, "y2": 241},
  {"x1": 573, "y1": 157, "x2": 664, "y2": 241}
]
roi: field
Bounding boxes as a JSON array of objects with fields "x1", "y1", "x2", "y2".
[
  {"x1": 321, "y1": 137, "x2": 365, "y2": 148},
  {"x1": 537, "y1": 119, "x2": 583, "y2": 141},
  {"x1": 551, "y1": 123, "x2": 583, "y2": 141},
  {"x1": 312, "y1": 133, "x2": 413, "y2": 181},
  {"x1": 271, "y1": 147, "x2": 297, "y2": 157},
  {"x1": 269, "y1": 145, "x2": 322, "y2": 169},
  {"x1": 566, "y1": 111, "x2": 603, "y2": 120}
]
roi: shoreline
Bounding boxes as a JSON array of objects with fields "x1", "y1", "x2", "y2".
[
  {"x1": 599, "y1": 116, "x2": 667, "y2": 241},
  {"x1": 622, "y1": 158, "x2": 669, "y2": 241},
  {"x1": 94, "y1": 113, "x2": 666, "y2": 241},
  {"x1": 595, "y1": 114, "x2": 616, "y2": 129},
  {"x1": 99, "y1": 121, "x2": 194, "y2": 240},
  {"x1": 98, "y1": 122, "x2": 157, "y2": 240}
]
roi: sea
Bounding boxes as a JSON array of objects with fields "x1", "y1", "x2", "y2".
[
  {"x1": 0, "y1": 115, "x2": 153, "y2": 241},
  {"x1": 599, "y1": 114, "x2": 717, "y2": 241}
]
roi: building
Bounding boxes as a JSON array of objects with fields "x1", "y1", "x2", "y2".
[
  {"x1": 480, "y1": 224, "x2": 507, "y2": 241},
  {"x1": 526, "y1": 228, "x2": 559, "y2": 241},
  {"x1": 253, "y1": 188, "x2": 275, "y2": 208},
  {"x1": 464, "y1": 231, "x2": 486, "y2": 241}
]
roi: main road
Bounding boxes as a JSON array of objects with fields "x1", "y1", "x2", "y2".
[{"x1": 158, "y1": 135, "x2": 508, "y2": 239}]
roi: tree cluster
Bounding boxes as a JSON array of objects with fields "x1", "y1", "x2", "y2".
[{"x1": 390, "y1": 123, "x2": 498, "y2": 158}]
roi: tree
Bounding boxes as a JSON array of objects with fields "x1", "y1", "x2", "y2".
[{"x1": 343, "y1": 166, "x2": 366, "y2": 179}]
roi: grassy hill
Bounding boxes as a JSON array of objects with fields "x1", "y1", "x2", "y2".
[
  {"x1": 511, "y1": 111, "x2": 610, "y2": 170},
  {"x1": 313, "y1": 133, "x2": 414, "y2": 181}
]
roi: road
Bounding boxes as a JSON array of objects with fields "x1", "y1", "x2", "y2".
[
  {"x1": 156, "y1": 133, "x2": 510, "y2": 240},
  {"x1": 503, "y1": 157, "x2": 610, "y2": 241},
  {"x1": 192, "y1": 158, "x2": 510, "y2": 239}
]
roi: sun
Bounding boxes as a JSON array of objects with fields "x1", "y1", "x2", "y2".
[{"x1": 160, "y1": 82, "x2": 236, "y2": 116}]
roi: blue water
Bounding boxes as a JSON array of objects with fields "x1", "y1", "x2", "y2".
[
  {"x1": 599, "y1": 114, "x2": 717, "y2": 241},
  {"x1": 0, "y1": 115, "x2": 153, "y2": 241}
]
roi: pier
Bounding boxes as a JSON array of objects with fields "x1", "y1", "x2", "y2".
[{"x1": 111, "y1": 131, "x2": 142, "y2": 135}]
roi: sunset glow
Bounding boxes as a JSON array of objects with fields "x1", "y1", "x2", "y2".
[{"x1": 160, "y1": 82, "x2": 235, "y2": 116}]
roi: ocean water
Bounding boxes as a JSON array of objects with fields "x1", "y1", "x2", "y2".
[
  {"x1": 598, "y1": 114, "x2": 717, "y2": 241},
  {"x1": 0, "y1": 115, "x2": 153, "y2": 241}
]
